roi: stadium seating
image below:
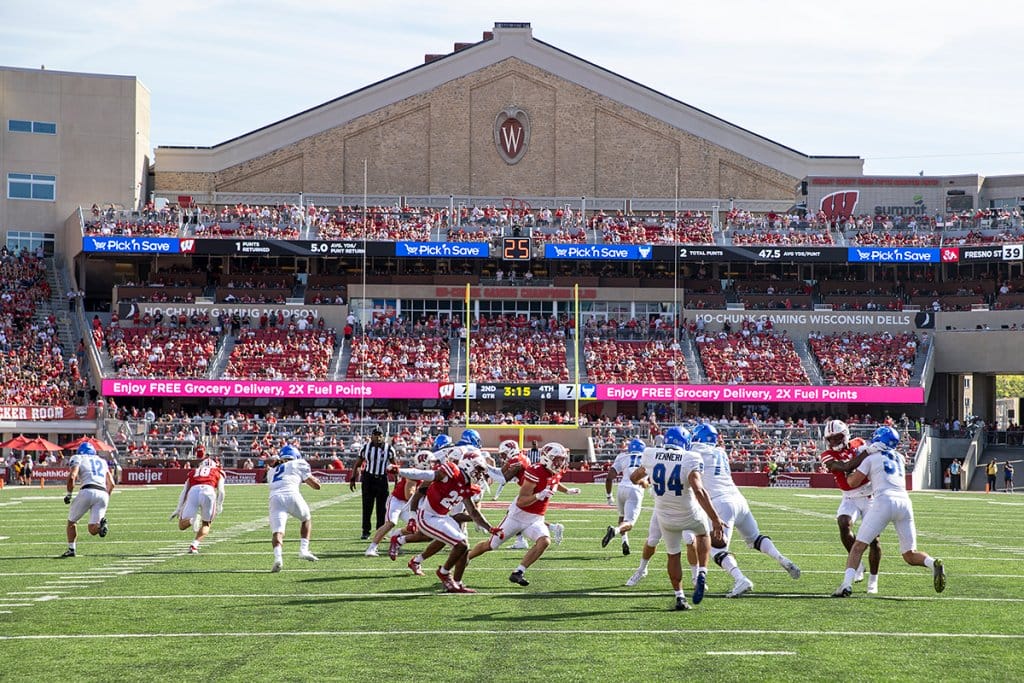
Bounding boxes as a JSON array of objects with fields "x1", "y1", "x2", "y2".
[
  {"x1": 467, "y1": 330, "x2": 569, "y2": 382},
  {"x1": 224, "y1": 329, "x2": 336, "y2": 380},
  {"x1": 104, "y1": 325, "x2": 220, "y2": 378},
  {"x1": 696, "y1": 330, "x2": 808, "y2": 384},
  {"x1": 346, "y1": 333, "x2": 451, "y2": 382},
  {"x1": 808, "y1": 331, "x2": 919, "y2": 386},
  {"x1": 583, "y1": 337, "x2": 689, "y2": 383}
]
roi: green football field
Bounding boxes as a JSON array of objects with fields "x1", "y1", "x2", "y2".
[{"x1": 1, "y1": 481, "x2": 1021, "y2": 682}]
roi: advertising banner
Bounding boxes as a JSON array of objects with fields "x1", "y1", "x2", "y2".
[
  {"x1": 0, "y1": 405, "x2": 97, "y2": 421},
  {"x1": 101, "y1": 379, "x2": 440, "y2": 400},
  {"x1": 652, "y1": 245, "x2": 845, "y2": 262},
  {"x1": 594, "y1": 384, "x2": 924, "y2": 404}
]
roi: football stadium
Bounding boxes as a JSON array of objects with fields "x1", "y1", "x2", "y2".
[{"x1": 2, "y1": 20, "x2": 1023, "y2": 682}]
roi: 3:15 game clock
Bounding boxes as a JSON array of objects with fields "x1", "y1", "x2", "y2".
[{"x1": 501, "y1": 237, "x2": 532, "y2": 261}]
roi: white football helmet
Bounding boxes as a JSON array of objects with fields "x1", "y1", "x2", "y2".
[
  {"x1": 498, "y1": 439, "x2": 520, "y2": 461},
  {"x1": 198, "y1": 457, "x2": 218, "y2": 469},
  {"x1": 458, "y1": 450, "x2": 489, "y2": 483},
  {"x1": 539, "y1": 442, "x2": 569, "y2": 473},
  {"x1": 413, "y1": 450, "x2": 433, "y2": 470},
  {"x1": 823, "y1": 419, "x2": 850, "y2": 448}
]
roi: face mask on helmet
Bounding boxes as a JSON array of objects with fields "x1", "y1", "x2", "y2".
[
  {"x1": 499, "y1": 440, "x2": 520, "y2": 460},
  {"x1": 458, "y1": 454, "x2": 487, "y2": 482},
  {"x1": 539, "y1": 443, "x2": 569, "y2": 472},
  {"x1": 824, "y1": 419, "x2": 850, "y2": 448},
  {"x1": 458, "y1": 429, "x2": 482, "y2": 448}
]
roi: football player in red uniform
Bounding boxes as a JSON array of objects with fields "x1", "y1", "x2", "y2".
[
  {"x1": 468, "y1": 442, "x2": 580, "y2": 587},
  {"x1": 400, "y1": 450, "x2": 500, "y2": 593},
  {"x1": 820, "y1": 419, "x2": 882, "y2": 593},
  {"x1": 171, "y1": 457, "x2": 225, "y2": 554}
]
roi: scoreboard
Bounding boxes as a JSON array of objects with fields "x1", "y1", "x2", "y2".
[{"x1": 442, "y1": 383, "x2": 583, "y2": 400}]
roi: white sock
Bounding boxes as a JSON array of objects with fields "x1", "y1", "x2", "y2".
[
  {"x1": 758, "y1": 537, "x2": 784, "y2": 561},
  {"x1": 697, "y1": 565, "x2": 707, "y2": 576},
  {"x1": 674, "y1": 589, "x2": 686, "y2": 599},
  {"x1": 720, "y1": 554, "x2": 744, "y2": 580},
  {"x1": 367, "y1": 542, "x2": 378, "y2": 551},
  {"x1": 273, "y1": 545, "x2": 283, "y2": 562},
  {"x1": 621, "y1": 532, "x2": 629, "y2": 544},
  {"x1": 68, "y1": 542, "x2": 76, "y2": 551},
  {"x1": 516, "y1": 564, "x2": 527, "y2": 574},
  {"x1": 867, "y1": 574, "x2": 879, "y2": 589},
  {"x1": 191, "y1": 540, "x2": 200, "y2": 548},
  {"x1": 638, "y1": 558, "x2": 649, "y2": 572},
  {"x1": 438, "y1": 566, "x2": 450, "y2": 576},
  {"x1": 842, "y1": 567, "x2": 856, "y2": 587},
  {"x1": 395, "y1": 535, "x2": 406, "y2": 547},
  {"x1": 690, "y1": 565, "x2": 700, "y2": 583},
  {"x1": 300, "y1": 538, "x2": 310, "y2": 552},
  {"x1": 413, "y1": 554, "x2": 424, "y2": 564},
  {"x1": 923, "y1": 556, "x2": 935, "y2": 569},
  {"x1": 612, "y1": 527, "x2": 621, "y2": 537}
]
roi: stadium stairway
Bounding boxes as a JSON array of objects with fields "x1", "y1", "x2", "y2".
[
  {"x1": 792, "y1": 338, "x2": 825, "y2": 384},
  {"x1": 330, "y1": 337, "x2": 350, "y2": 380},
  {"x1": 207, "y1": 335, "x2": 236, "y2": 378},
  {"x1": 681, "y1": 335, "x2": 706, "y2": 383},
  {"x1": 39, "y1": 257, "x2": 79, "y2": 367}
]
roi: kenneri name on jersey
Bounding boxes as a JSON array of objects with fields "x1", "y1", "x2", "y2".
[{"x1": 640, "y1": 446, "x2": 704, "y2": 515}]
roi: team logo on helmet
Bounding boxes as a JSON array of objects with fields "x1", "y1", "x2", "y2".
[
  {"x1": 871, "y1": 425, "x2": 900, "y2": 449},
  {"x1": 539, "y1": 442, "x2": 569, "y2": 473},
  {"x1": 691, "y1": 423, "x2": 719, "y2": 445},
  {"x1": 664, "y1": 426, "x2": 691, "y2": 450}
]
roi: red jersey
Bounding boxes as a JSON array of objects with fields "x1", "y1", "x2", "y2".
[
  {"x1": 506, "y1": 453, "x2": 530, "y2": 486},
  {"x1": 423, "y1": 462, "x2": 481, "y2": 515},
  {"x1": 518, "y1": 464, "x2": 563, "y2": 515},
  {"x1": 392, "y1": 476, "x2": 412, "y2": 502},
  {"x1": 819, "y1": 437, "x2": 867, "y2": 492},
  {"x1": 187, "y1": 463, "x2": 223, "y2": 488}
]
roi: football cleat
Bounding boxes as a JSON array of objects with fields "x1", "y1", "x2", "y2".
[
  {"x1": 59, "y1": 548, "x2": 76, "y2": 558},
  {"x1": 449, "y1": 583, "x2": 477, "y2": 594},
  {"x1": 866, "y1": 584, "x2": 879, "y2": 595},
  {"x1": 550, "y1": 523, "x2": 564, "y2": 546},
  {"x1": 508, "y1": 570, "x2": 530, "y2": 586},
  {"x1": 188, "y1": 545, "x2": 199, "y2": 555},
  {"x1": 601, "y1": 526, "x2": 615, "y2": 548},
  {"x1": 673, "y1": 596, "x2": 691, "y2": 611},
  {"x1": 853, "y1": 564, "x2": 865, "y2": 583},
  {"x1": 511, "y1": 536, "x2": 529, "y2": 550},
  {"x1": 364, "y1": 547, "x2": 379, "y2": 557},
  {"x1": 435, "y1": 567, "x2": 456, "y2": 591},
  {"x1": 408, "y1": 558, "x2": 424, "y2": 576},
  {"x1": 831, "y1": 586, "x2": 852, "y2": 598},
  {"x1": 298, "y1": 550, "x2": 319, "y2": 562},
  {"x1": 271, "y1": 560, "x2": 283, "y2": 573},
  {"x1": 389, "y1": 535, "x2": 402, "y2": 561},
  {"x1": 98, "y1": 517, "x2": 108, "y2": 538},
  {"x1": 692, "y1": 571, "x2": 707, "y2": 604},
  {"x1": 621, "y1": 540, "x2": 630, "y2": 556},
  {"x1": 933, "y1": 559, "x2": 945, "y2": 593},
  {"x1": 782, "y1": 558, "x2": 801, "y2": 579},
  {"x1": 625, "y1": 568, "x2": 647, "y2": 587},
  {"x1": 726, "y1": 576, "x2": 754, "y2": 598}
]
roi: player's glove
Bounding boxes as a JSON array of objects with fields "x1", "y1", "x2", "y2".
[
  {"x1": 535, "y1": 489, "x2": 554, "y2": 501},
  {"x1": 606, "y1": 494, "x2": 614, "y2": 505},
  {"x1": 566, "y1": 487, "x2": 581, "y2": 495},
  {"x1": 489, "y1": 526, "x2": 505, "y2": 540},
  {"x1": 63, "y1": 493, "x2": 72, "y2": 505}
]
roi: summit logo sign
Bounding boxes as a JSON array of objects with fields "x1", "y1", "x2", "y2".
[{"x1": 494, "y1": 107, "x2": 530, "y2": 164}]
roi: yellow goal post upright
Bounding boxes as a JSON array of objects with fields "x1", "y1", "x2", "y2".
[{"x1": 461, "y1": 283, "x2": 582, "y2": 452}]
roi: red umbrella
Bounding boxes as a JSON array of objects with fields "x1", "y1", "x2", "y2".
[
  {"x1": 20, "y1": 437, "x2": 65, "y2": 452},
  {"x1": 0, "y1": 435, "x2": 29, "y2": 449},
  {"x1": 61, "y1": 436, "x2": 116, "y2": 453}
]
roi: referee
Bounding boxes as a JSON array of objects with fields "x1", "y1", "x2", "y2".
[{"x1": 350, "y1": 428, "x2": 396, "y2": 539}]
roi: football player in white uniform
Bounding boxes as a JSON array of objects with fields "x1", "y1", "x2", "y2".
[
  {"x1": 688, "y1": 423, "x2": 801, "y2": 597},
  {"x1": 267, "y1": 444, "x2": 321, "y2": 572},
  {"x1": 61, "y1": 442, "x2": 115, "y2": 558},
  {"x1": 602, "y1": 438, "x2": 647, "y2": 555},
  {"x1": 629, "y1": 426, "x2": 724, "y2": 611},
  {"x1": 832, "y1": 426, "x2": 945, "y2": 597}
]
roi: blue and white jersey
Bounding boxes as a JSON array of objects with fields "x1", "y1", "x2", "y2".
[
  {"x1": 690, "y1": 442, "x2": 740, "y2": 500},
  {"x1": 640, "y1": 446, "x2": 703, "y2": 517},
  {"x1": 855, "y1": 448, "x2": 908, "y2": 498},
  {"x1": 69, "y1": 454, "x2": 109, "y2": 488},
  {"x1": 611, "y1": 450, "x2": 644, "y2": 491},
  {"x1": 268, "y1": 459, "x2": 312, "y2": 495}
]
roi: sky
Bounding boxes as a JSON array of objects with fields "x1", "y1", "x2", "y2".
[{"x1": 2, "y1": 0, "x2": 1022, "y2": 177}]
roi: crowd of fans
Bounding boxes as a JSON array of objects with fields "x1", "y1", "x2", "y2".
[
  {"x1": 467, "y1": 330, "x2": 570, "y2": 383},
  {"x1": 808, "y1": 331, "x2": 920, "y2": 387},
  {"x1": 0, "y1": 250, "x2": 82, "y2": 405},
  {"x1": 695, "y1": 326, "x2": 808, "y2": 385},
  {"x1": 224, "y1": 328, "x2": 336, "y2": 380},
  {"x1": 104, "y1": 325, "x2": 220, "y2": 378},
  {"x1": 583, "y1": 337, "x2": 689, "y2": 383},
  {"x1": 346, "y1": 333, "x2": 450, "y2": 382}
]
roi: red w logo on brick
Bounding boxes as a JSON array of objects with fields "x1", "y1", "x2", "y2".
[{"x1": 819, "y1": 191, "x2": 859, "y2": 220}]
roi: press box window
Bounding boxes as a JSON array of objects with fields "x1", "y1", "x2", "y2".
[
  {"x1": 8, "y1": 173, "x2": 56, "y2": 201},
  {"x1": 7, "y1": 119, "x2": 57, "y2": 134}
]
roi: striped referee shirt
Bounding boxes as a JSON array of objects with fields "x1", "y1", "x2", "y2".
[
  {"x1": 359, "y1": 441, "x2": 394, "y2": 476},
  {"x1": 527, "y1": 446, "x2": 540, "y2": 465}
]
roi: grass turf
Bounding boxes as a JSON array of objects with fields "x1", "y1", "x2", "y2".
[{"x1": 0, "y1": 483, "x2": 1021, "y2": 682}]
